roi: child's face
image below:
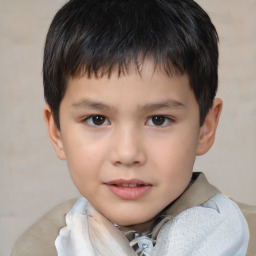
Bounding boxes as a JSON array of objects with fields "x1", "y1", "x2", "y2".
[{"x1": 46, "y1": 62, "x2": 213, "y2": 231}]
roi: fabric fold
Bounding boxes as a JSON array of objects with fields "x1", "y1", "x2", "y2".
[{"x1": 55, "y1": 198, "x2": 136, "y2": 256}]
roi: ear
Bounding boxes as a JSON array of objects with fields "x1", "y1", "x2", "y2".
[
  {"x1": 196, "y1": 98, "x2": 223, "y2": 156},
  {"x1": 43, "y1": 104, "x2": 66, "y2": 160}
]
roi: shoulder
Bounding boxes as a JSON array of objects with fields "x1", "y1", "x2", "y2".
[
  {"x1": 154, "y1": 194, "x2": 249, "y2": 256},
  {"x1": 236, "y1": 201, "x2": 256, "y2": 256},
  {"x1": 11, "y1": 198, "x2": 78, "y2": 256}
]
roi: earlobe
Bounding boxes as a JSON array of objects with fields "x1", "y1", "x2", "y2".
[
  {"x1": 43, "y1": 104, "x2": 66, "y2": 160},
  {"x1": 196, "y1": 98, "x2": 223, "y2": 156}
]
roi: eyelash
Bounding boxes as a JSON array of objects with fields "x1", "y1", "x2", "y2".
[
  {"x1": 146, "y1": 116, "x2": 174, "y2": 127},
  {"x1": 84, "y1": 115, "x2": 110, "y2": 127},
  {"x1": 83, "y1": 115, "x2": 174, "y2": 127}
]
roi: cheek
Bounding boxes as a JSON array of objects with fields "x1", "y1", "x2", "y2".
[
  {"x1": 154, "y1": 136, "x2": 196, "y2": 197},
  {"x1": 149, "y1": 128, "x2": 199, "y2": 181},
  {"x1": 62, "y1": 136, "x2": 106, "y2": 188},
  {"x1": 154, "y1": 132, "x2": 198, "y2": 163},
  {"x1": 63, "y1": 127, "x2": 107, "y2": 165}
]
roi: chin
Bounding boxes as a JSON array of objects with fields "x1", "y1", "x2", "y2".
[
  {"x1": 110, "y1": 217, "x2": 137, "y2": 226},
  {"x1": 110, "y1": 214, "x2": 152, "y2": 227}
]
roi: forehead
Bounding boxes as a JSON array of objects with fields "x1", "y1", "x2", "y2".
[
  {"x1": 67, "y1": 60, "x2": 189, "y2": 92},
  {"x1": 66, "y1": 63, "x2": 189, "y2": 97},
  {"x1": 62, "y1": 62, "x2": 198, "y2": 117},
  {"x1": 70, "y1": 58, "x2": 185, "y2": 84}
]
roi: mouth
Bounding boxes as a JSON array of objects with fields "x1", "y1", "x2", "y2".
[
  {"x1": 115, "y1": 183, "x2": 145, "y2": 187},
  {"x1": 105, "y1": 179, "x2": 152, "y2": 200}
]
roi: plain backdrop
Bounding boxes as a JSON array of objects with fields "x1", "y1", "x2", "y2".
[{"x1": 1, "y1": 0, "x2": 256, "y2": 255}]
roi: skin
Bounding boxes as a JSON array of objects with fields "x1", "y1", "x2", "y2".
[{"x1": 44, "y1": 62, "x2": 222, "y2": 233}]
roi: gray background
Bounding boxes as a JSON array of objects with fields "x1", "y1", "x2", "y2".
[{"x1": 1, "y1": 0, "x2": 256, "y2": 255}]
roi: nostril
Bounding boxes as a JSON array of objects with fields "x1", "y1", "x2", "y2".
[{"x1": 114, "y1": 160, "x2": 141, "y2": 167}]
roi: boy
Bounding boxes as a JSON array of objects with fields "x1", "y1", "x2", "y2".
[{"x1": 12, "y1": 0, "x2": 253, "y2": 255}]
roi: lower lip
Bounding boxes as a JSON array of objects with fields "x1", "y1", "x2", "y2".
[{"x1": 107, "y1": 185, "x2": 152, "y2": 200}]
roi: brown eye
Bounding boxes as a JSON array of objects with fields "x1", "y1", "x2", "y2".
[
  {"x1": 86, "y1": 115, "x2": 110, "y2": 126},
  {"x1": 146, "y1": 116, "x2": 172, "y2": 127},
  {"x1": 152, "y1": 116, "x2": 165, "y2": 126},
  {"x1": 93, "y1": 115, "x2": 105, "y2": 125}
]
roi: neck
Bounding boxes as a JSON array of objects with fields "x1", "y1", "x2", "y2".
[{"x1": 128, "y1": 218, "x2": 156, "y2": 234}]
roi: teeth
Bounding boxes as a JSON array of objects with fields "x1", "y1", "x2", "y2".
[{"x1": 117, "y1": 184, "x2": 139, "y2": 187}]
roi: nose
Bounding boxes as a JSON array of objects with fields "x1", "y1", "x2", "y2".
[{"x1": 109, "y1": 127, "x2": 146, "y2": 167}]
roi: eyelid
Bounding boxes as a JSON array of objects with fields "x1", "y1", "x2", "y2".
[
  {"x1": 145, "y1": 115, "x2": 174, "y2": 127},
  {"x1": 84, "y1": 115, "x2": 110, "y2": 127},
  {"x1": 82, "y1": 115, "x2": 174, "y2": 127}
]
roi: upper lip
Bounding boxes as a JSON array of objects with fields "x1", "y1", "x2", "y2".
[{"x1": 105, "y1": 179, "x2": 152, "y2": 186}]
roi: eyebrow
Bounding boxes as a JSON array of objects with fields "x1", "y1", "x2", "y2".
[
  {"x1": 72, "y1": 99, "x2": 112, "y2": 110},
  {"x1": 138, "y1": 99, "x2": 185, "y2": 112},
  {"x1": 72, "y1": 98, "x2": 185, "y2": 112}
]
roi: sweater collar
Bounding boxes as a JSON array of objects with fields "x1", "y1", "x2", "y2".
[{"x1": 118, "y1": 172, "x2": 220, "y2": 242}]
